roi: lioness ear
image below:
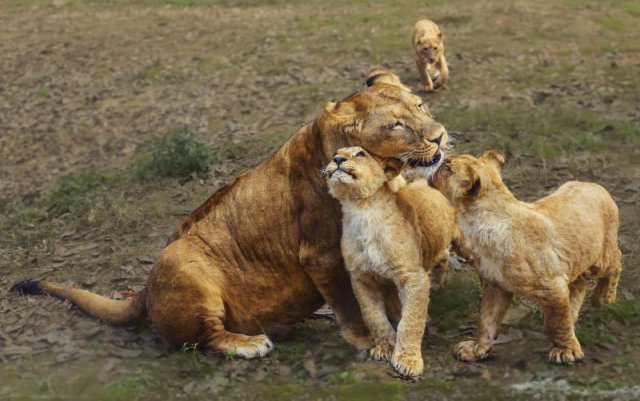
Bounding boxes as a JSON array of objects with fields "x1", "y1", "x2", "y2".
[
  {"x1": 464, "y1": 165, "x2": 481, "y2": 198},
  {"x1": 480, "y1": 149, "x2": 505, "y2": 173},
  {"x1": 324, "y1": 101, "x2": 338, "y2": 112},
  {"x1": 383, "y1": 158, "x2": 405, "y2": 181}
]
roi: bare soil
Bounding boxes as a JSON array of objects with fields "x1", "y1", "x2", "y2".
[{"x1": 1, "y1": 1, "x2": 639, "y2": 400}]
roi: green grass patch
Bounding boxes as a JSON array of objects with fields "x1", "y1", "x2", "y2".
[
  {"x1": 35, "y1": 88, "x2": 50, "y2": 98},
  {"x1": 138, "y1": 126, "x2": 215, "y2": 178},
  {"x1": 429, "y1": 272, "x2": 481, "y2": 332},
  {"x1": 135, "y1": 62, "x2": 162, "y2": 81},
  {"x1": 438, "y1": 103, "x2": 639, "y2": 160},
  {"x1": 595, "y1": 16, "x2": 626, "y2": 32}
]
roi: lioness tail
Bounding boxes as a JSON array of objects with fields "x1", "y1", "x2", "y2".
[{"x1": 11, "y1": 279, "x2": 148, "y2": 327}]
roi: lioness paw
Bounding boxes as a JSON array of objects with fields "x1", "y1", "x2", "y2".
[
  {"x1": 391, "y1": 350, "x2": 424, "y2": 379},
  {"x1": 369, "y1": 343, "x2": 393, "y2": 361},
  {"x1": 548, "y1": 346, "x2": 584, "y2": 365},
  {"x1": 455, "y1": 340, "x2": 491, "y2": 362},
  {"x1": 232, "y1": 334, "x2": 274, "y2": 359}
]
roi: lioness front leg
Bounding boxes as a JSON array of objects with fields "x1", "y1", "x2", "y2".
[
  {"x1": 456, "y1": 282, "x2": 512, "y2": 362},
  {"x1": 391, "y1": 270, "x2": 430, "y2": 378},
  {"x1": 351, "y1": 272, "x2": 397, "y2": 361},
  {"x1": 539, "y1": 283, "x2": 584, "y2": 364},
  {"x1": 303, "y1": 254, "x2": 372, "y2": 350}
]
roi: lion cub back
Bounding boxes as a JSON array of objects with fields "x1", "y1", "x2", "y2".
[{"x1": 396, "y1": 179, "x2": 458, "y2": 265}]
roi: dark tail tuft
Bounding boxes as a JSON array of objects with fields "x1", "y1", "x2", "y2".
[{"x1": 11, "y1": 279, "x2": 45, "y2": 296}]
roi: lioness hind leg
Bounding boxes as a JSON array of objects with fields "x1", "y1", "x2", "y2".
[{"x1": 200, "y1": 304, "x2": 274, "y2": 359}]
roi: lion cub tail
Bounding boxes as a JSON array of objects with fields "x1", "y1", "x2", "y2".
[{"x1": 11, "y1": 279, "x2": 148, "y2": 327}]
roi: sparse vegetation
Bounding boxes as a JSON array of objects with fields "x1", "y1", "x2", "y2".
[
  {"x1": 2, "y1": 0, "x2": 640, "y2": 400},
  {"x1": 138, "y1": 126, "x2": 215, "y2": 178}
]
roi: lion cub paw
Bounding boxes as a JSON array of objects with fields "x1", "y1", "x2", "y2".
[
  {"x1": 391, "y1": 350, "x2": 424, "y2": 379},
  {"x1": 369, "y1": 343, "x2": 394, "y2": 362},
  {"x1": 548, "y1": 346, "x2": 584, "y2": 365},
  {"x1": 455, "y1": 340, "x2": 492, "y2": 362}
]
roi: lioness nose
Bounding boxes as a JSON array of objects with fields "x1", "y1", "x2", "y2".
[
  {"x1": 427, "y1": 126, "x2": 446, "y2": 145},
  {"x1": 333, "y1": 156, "x2": 347, "y2": 165},
  {"x1": 431, "y1": 132, "x2": 444, "y2": 146}
]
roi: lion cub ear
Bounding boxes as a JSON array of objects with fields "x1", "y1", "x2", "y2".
[
  {"x1": 464, "y1": 165, "x2": 481, "y2": 198},
  {"x1": 324, "y1": 101, "x2": 338, "y2": 112},
  {"x1": 480, "y1": 149, "x2": 505, "y2": 173},
  {"x1": 382, "y1": 158, "x2": 405, "y2": 181}
]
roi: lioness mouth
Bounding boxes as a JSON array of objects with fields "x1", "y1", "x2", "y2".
[{"x1": 408, "y1": 151, "x2": 442, "y2": 168}]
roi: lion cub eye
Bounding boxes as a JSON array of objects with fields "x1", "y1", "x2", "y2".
[{"x1": 356, "y1": 151, "x2": 366, "y2": 158}]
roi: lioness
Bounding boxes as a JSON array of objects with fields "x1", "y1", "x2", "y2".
[
  {"x1": 12, "y1": 75, "x2": 449, "y2": 358},
  {"x1": 431, "y1": 151, "x2": 622, "y2": 364},
  {"x1": 412, "y1": 19, "x2": 449, "y2": 92},
  {"x1": 325, "y1": 146, "x2": 460, "y2": 378}
]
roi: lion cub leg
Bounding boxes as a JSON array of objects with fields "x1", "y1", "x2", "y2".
[
  {"x1": 539, "y1": 283, "x2": 584, "y2": 364},
  {"x1": 434, "y1": 55, "x2": 449, "y2": 89},
  {"x1": 592, "y1": 248, "x2": 622, "y2": 307},
  {"x1": 351, "y1": 272, "x2": 397, "y2": 361},
  {"x1": 456, "y1": 282, "x2": 512, "y2": 362},
  {"x1": 416, "y1": 57, "x2": 434, "y2": 91},
  {"x1": 569, "y1": 276, "x2": 588, "y2": 323},
  {"x1": 391, "y1": 270, "x2": 431, "y2": 378}
]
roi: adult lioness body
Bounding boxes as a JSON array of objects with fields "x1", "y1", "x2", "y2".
[{"x1": 13, "y1": 80, "x2": 448, "y2": 358}]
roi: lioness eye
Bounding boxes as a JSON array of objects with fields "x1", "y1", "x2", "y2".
[{"x1": 356, "y1": 151, "x2": 366, "y2": 158}]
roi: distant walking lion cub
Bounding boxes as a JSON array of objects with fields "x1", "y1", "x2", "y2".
[
  {"x1": 412, "y1": 19, "x2": 449, "y2": 91},
  {"x1": 325, "y1": 146, "x2": 462, "y2": 378},
  {"x1": 431, "y1": 150, "x2": 622, "y2": 365}
]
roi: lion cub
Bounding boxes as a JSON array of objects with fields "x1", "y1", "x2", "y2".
[
  {"x1": 412, "y1": 19, "x2": 449, "y2": 91},
  {"x1": 431, "y1": 150, "x2": 622, "y2": 365},
  {"x1": 325, "y1": 146, "x2": 460, "y2": 378}
]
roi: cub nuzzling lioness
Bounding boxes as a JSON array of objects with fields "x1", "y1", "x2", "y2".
[
  {"x1": 431, "y1": 150, "x2": 622, "y2": 365},
  {"x1": 325, "y1": 146, "x2": 462, "y2": 378},
  {"x1": 412, "y1": 19, "x2": 449, "y2": 92}
]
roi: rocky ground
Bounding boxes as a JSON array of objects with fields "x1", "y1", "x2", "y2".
[{"x1": 1, "y1": 0, "x2": 639, "y2": 400}]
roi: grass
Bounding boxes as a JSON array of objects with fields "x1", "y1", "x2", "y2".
[
  {"x1": 429, "y1": 272, "x2": 481, "y2": 332},
  {"x1": 438, "y1": 102, "x2": 639, "y2": 160},
  {"x1": 138, "y1": 126, "x2": 215, "y2": 178}
]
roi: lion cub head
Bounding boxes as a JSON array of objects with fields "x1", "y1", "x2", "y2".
[
  {"x1": 415, "y1": 31, "x2": 444, "y2": 64},
  {"x1": 431, "y1": 150, "x2": 506, "y2": 209},
  {"x1": 325, "y1": 146, "x2": 401, "y2": 201}
]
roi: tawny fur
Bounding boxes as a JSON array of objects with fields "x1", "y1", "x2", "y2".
[
  {"x1": 431, "y1": 150, "x2": 622, "y2": 365},
  {"x1": 364, "y1": 67, "x2": 412, "y2": 92},
  {"x1": 12, "y1": 73, "x2": 451, "y2": 359},
  {"x1": 412, "y1": 19, "x2": 449, "y2": 92},
  {"x1": 326, "y1": 146, "x2": 460, "y2": 378}
]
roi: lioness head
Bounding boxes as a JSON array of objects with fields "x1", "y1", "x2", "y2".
[
  {"x1": 431, "y1": 150, "x2": 506, "y2": 208},
  {"x1": 416, "y1": 34, "x2": 444, "y2": 64},
  {"x1": 324, "y1": 146, "x2": 401, "y2": 201},
  {"x1": 318, "y1": 80, "x2": 448, "y2": 178}
]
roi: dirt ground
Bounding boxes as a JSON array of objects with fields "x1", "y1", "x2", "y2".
[{"x1": 1, "y1": 0, "x2": 639, "y2": 400}]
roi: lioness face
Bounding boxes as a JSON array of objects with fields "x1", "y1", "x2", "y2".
[
  {"x1": 431, "y1": 150, "x2": 505, "y2": 207},
  {"x1": 417, "y1": 37, "x2": 443, "y2": 64},
  {"x1": 325, "y1": 147, "x2": 386, "y2": 200},
  {"x1": 321, "y1": 84, "x2": 449, "y2": 179}
]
